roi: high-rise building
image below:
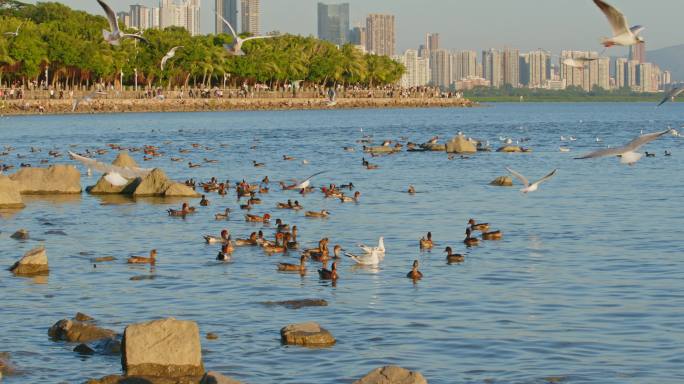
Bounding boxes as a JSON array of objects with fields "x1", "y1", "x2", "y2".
[
  {"x1": 215, "y1": 0, "x2": 238, "y2": 34},
  {"x1": 317, "y1": 3, "x2": 350, "y2": 46},
  {"x1": 615, "y1": 58, "x2": 627, "y2": 88},
  {"x1": 129, "y1": 4, "x2": 151, "y2": 30},
  {"x1": 349, "y1": 25, "x2": 366, "y2": 46},
  {"x1": 502, "y1": 48, "x2": 520, "y2": 87},
  {"x1": 150, "y1": 7, "x2": 160, "y2": 28},
  {"x1": 629, "y1": 42, "x2": 646, "y2": 64},
  {"x1": 426, "y1": 33, "x2": 439, "y2": 53},
  {"x1": 118, "y1": 11, "x2": 131, "y2": 28},
  {"x1": 662, "y1": 70, "x2": 672, "y2": 86},
  {"x1": 482, "y1": 49, "x2": 502, "y2": 88},
  {"x1": 159, "y1": 0, "x2": 201, "y2": 36},
  {"x1": 626, "y1": 60, "x2": 639, "y2": 89},
  {"x1": 429, "y1": 49, "x2": 451, "y2": 88},
  {"x1": 523, "y1": 50, "x2": 550, "y2": 88},
  {"x1": 365, "y1": 14, "x2": 395, "y2": 56},
  {"x1": 452, "y1": 50, "x2": 478, "y2": 81},
  {"x1": 398, "y1": 49, "x2": 430, "y2": 88},
  {"x1": 597, "y1": 57, "x2": 610, "y2": 90},
  {"x1": 560, "y1": 50, "x2": 602, "y2": 91},
  {"x1": 241, "y1": 0, "x2": 260, "y2": 35},
  {"x1": 186, "y1": 0, "x2": 200, "y2": 36}
]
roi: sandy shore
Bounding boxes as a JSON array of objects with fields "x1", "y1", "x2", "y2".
[{"x1": 0, "y1": 97, "x2": 474, "y2": 116}]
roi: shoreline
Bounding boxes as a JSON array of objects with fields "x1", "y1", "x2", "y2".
[{"x1": 0, "y1": 97, "x2": 474, "y2": 116}]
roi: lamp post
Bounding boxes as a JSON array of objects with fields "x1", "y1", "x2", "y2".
[
  {"x1": 134, "y1": 68, "x2": 138, "y2": 92},
  {"x1": 44, "y1": 65, "x2": 49, "y2": 89},
  {"x1": 120, "y1": 70, "x2": 123, "y2": 93}
]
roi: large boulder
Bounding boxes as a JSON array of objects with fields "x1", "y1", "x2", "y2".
[
  {"x1": 87, "y1": 175, "x2": 140, "y2": 195},
  {"x1": 132, "y1": 168, "x2": 172, "y2": 197},
  {"x1": 497, "y1": 145, "x2": 531, "y2": 153},
  {"x1": 200, "y1": 371, "x2": 243, "y2": 384},
  {"x1": 122, "y1": 318, "x2": 204, "y2": 378},
  {"x1": 446, "y1": 135, "x2": 477, "y2": 154},
  {"x1": 112, "y1": 152, "x2": 139, "y2": 168},
  {"x1": 0, "y1": 352, "x2": 17, "y2": 376},
  {"x1": 48, "y1": 319, "x2": 116, "y2": 342},
  {"x1": 164, "y1": 183, "x2": 201, "y2": 198},
  {"x1": 85, "y1": 375, "x2": 203, "y2": 384},
  {"x1": 9, "y1": 164, "x2": 81, "y2": 194},
  {"x1": 9, "y1": 247, "x2": 48, "y2": 276},
  {"x1": 280, "y1": 322, "x2": 335, "y2": 347},
  {"x1": 489, "y1": 176, "x2": 513, "y2": 187},
  {"x1": 353, "y1": 366, "x2": 428, "y2": 384},
  {"x1": 0, "y1": 175, "x2": 25, "y2": 208}
]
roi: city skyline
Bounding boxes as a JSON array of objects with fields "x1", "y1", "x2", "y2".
[{"x1": 22, "y1": 0, "x2": 684, "y2": 53}]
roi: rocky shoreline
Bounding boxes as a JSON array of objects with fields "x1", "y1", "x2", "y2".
[{"x1": 0, "y1": 97, "x2": 474, "y2": 116}]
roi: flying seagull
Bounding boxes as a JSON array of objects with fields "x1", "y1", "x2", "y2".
[
  {"x1": 161, "y1": 46, "x2": 183, "y2": 70},
  {"x1": 657, "y1": 86, "x2": 684, "y2": 107},
  {"x1": 562, "y1": 57, "x2": 598, "y2": 69},
  {"x1": 593, "y1": 0, "x2": 644, "y2": 47},
  {"x1": 72, "y1": 91, "x2": 107, "y2": 112},
  {"x1": 69, "y1": 151, "x2": 152, "y2": 179},
  {"x1": 294, "y1": 171, "x2": 326, "y2": 190},
  {"x1": 574, "y1": 128, "x2": 673, "y2": 165},
  {"x1": 215, "y1": 12, "x2": 277, "y2": 55},
  {"x1": 97, "y1": 0, "x2": 149, "y2": 45},
  {"x1": 3, "y1": 23, "x2": 22, "y2": 37},
  {"x1": 506, "y1": 167, "x2": 557, "y2": 193}
]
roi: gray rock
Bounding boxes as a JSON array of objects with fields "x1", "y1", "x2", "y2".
[
  {"x1": 489, "y1": 176, "x2": 513, "y2": 187},
  {"x1": 9, "y1": 247, "x2": 48, "y2": 276},
  {"x1": 10, "y1": 229, "x2": 29, "y2": 240},
  {"x1": 353, "y1": 365, "x2": 428, "y2": 384},
  {"x1": 48, "y1": 319, "x2": 116, "y2": 343},
  {"x1": 280, "y1": 322, "x2": 335, "y2": 347},
  {"x1": 74, "y1": 343, "x2": 95, "y2": 355},
  {"x1": 122, "y1": 318, "x2": 204, "y2": 377},
  {"x1": 9, "y1": 164, "x2": 81, "y2": 194},
  {"x1": 200, "y1": 371, "x2": 243, "y2": 384}
]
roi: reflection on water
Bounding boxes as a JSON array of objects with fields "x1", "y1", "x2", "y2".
[{"x1": 0, "y1": 104, "x2": 683, "y2": 383}]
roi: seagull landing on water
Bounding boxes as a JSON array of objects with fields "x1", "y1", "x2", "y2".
[
  {"x1": 161, "y1": 46, "x2": 183, "y2": 70},
  {"x1": 593, "y1": 0, "x2": 644, "y2": 47},
  {"x1": 97, "y1": 0, "x2": 149, "y2": 45},
  {"x1": 294, "y1": 171, "x2": 326, "y2": 190},
  {"x1": 506, "y1": 167, "x2": 557, "y2": 194},
  {"x1": 657, "y1": 86, "x2": 684, "y2": 107},
  {"x1": 215, "y1": 12, "x2": 277, "y2": 55},
  {"x1": 574, "y1": 128, "x2": 673, "y2": 165}
]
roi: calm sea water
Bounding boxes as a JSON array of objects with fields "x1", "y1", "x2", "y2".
[{"x1": 1, "y1": 103, "x2": 683, "y2": 384}]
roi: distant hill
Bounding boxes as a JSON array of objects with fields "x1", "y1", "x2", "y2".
[{"x1": 648, "y1": 44, "x2": 684, "y2": 81}]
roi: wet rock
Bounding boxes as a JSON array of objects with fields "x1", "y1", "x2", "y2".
[
  {"x1": 87, "y1": 175, "x2": 139, "y2": 195},
  {"x1": 44, "y1": 229, "x2": 67, "y2": 236},
  {"x1": 0, "y1": 352, "x2": 17, "y2": 376},
  {"x1": 363, "y1": 146, "x2": 401, "y2": 154},
  {"x1": 353, "y1": 365, "x2": 428, "y2": 384},
  {"x1": 74, "y1": 312, "x2": 95, "y2": 322},
  {"x1": 0, "y1": 175, "x2": 25, "y2": 208},
  {"x1": 420, "y1": 143, "x2": 446, "y2": 151},
  {"x1": 10, "y1": 229, "x2": 29, "y2": 240},
  {"x1": 262, "y1": 299, "x2": 328, "y2": 309},
  {"x1": 48, "y1": 319, "x2": 116, "y2": 343},
  {"x1": 497, "y1": 145, "x2": 525, "y2": 153},
  {"x1": 280, "y1": 322, "x2": 335, "y2": 347},
  {"x1": 112, "y1": 152, "x2": 139, "y2": 168},
  {"x1": 94, "y1": 337, "x2": 122, "y2": 355},
  {"x1": 74, "y1": 343, "x2": 95, "y2": 355},
  {"x1": 9, "y1": 246, "x2": 48, "y2": 276},
  {"x1": 164, "y1": 183, "x2": 201, "y2": 198},
  {"x1": 132, "y1": 168, "x2": 172, "y2": 197},
  {"x1": 205, "y1": 333, "x2": 219, "y2": 340},
  {"x1": 85, "y1": 375, "x2": 202, "y2": 384},
  {"x1": 489, "y1": 176, "x2": 513, "y2": 187},
  {"x1": 200, "y1": 371, "x2": 243, "y2": 384},
  {"x1": 445, "y1": 135, "x2": 477, "y2": 154},
  {"x1": 9, "y1": 164, "x2": 81, "y2": 194},
  {"x1": 122, "y1": 318, "x2": 204, "y2": 377}
]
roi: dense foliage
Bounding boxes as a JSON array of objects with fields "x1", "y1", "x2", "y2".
[{"x1": 0, "y1": 1, "x2": 404, "y2": 88}]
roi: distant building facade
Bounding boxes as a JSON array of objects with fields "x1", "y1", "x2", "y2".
[
  {"x1": 318, "y1": 2, "x2": 350, "y2": 46},
  {"x1": 241, "y1": 0, "x2": 260, "y2": 35},
  {"x1": 216, "y1": 0, "x2": 238, "y2": 34},
  {"x1": 365, "y1": 14, "x2": 395, "y2": 56}
]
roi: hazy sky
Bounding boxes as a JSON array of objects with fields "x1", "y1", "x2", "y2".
[{"x1": 27, "y1": 0, "x2": 684, "y2": 53}]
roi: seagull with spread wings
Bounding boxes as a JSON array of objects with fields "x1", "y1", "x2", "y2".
[
  {"x1": 3, "y1": 22, "x2": 22, "y2": 37},
  {"x1": 593, "y1": 0, "x2": 644, "y2": 47},
  {"x1": 72, "y1": 91, "x2": 107, "y2": 112},
  {"x1": 97, "y1": 0, "x2": 149, "y2": 45},
  {"x1": 506, "y1": 167, "x2": 557, "y2": 194},
  {"x1": 215, "y1": 12, "x2": 277, "y2": 55},
  {"x1": 161, "y1": 46, "x2": 183, "y2": 70},
  {"x1": 657, "y1": 86, "x2": 684, "y2": 107},
  {"x1": 575, "y1": 129, "x2": 673, "y2": 165}
]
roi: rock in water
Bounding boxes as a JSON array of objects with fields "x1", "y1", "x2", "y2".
[
  {"x1": 164, "y1": 183, "x2": 201, "y2": 198},
  {"x1": 0, "y1": 175, "x2": 25, "y2": 208},
  {"x1": 445, "y1": 135, "x2": 477, "y2": 154},
  {"x1": 200, "y1": 371, "x2": 244, "y2": 384},
  {"x1": 280, "y1": 322, "x2": 336, "y2": 347},
  {"x1": 262, "y1": 299, "x2": 328, "y2": 309},
  {"x1": 489, "y1": 176, "x2": 513, "y2": 187},
  {"x1": 10, "y1": 229, "x2": 29, "y2": 240},
  {"x1": 353, "y1": 366, "x2": 428, "y2": 384},
  {"x1": 74, "y1": 343, "x2": 95, "y2": 355},
  {"x1": 9, "y1": 164, "x2": 81, "y2": 194},
  {"x1": 0, "y1": 352, "x2": 17, "y2": 376},
  {"x1": 496, "y1": 145, "x2": 527, "y2": 153},
  {"x1": 111, "y1": 151, "x2": 139, "y2": 168},
  {"x1": 74, "y1": 312, "x2": 95, "y2": 322},
  {"x1": 9, "y1": 246, "x2": 48, "y2": 276},
  {"x1": 87, "y1": 175, "x2": 139, "y2": 195},
  {"x1": 122, "y1": 317, "x2": 204, "y2": 377},
  {"x1": 132, "y1": 168, "x2": 171, "y2": 197},
  {"x1": 48, "y1": 319, "x2": 116, "y2": 342}
]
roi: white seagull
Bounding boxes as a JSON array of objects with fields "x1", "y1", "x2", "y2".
[
  {"x1": 657, "y1": 86, "x2": 684, "y2": 107},
  {"x1": 574, "y1": 128, "x2": 673, "y2": 165},
  {"x1": 506, "y1": 167, "x2": 557, "y2": 194},
  {"x1": 562, "y1": 57, "x2": 598, "y2": 69},
  {"x1": 160, "y1": 46, "x2": 183, "y2": 70},
  {"x1": 358, "y1": 237, "x2": 385, "y2": 255},
  {"x1": 97, "y1": 0, "x2": 149, "y2": 45},
  {"x1": 3, "y1": 23, "x2": 22, "y2": 37},
  {"x1": 215, "y1": 12, "x2": 277, "y2": 55},
  {"x1": 72, "y1": 91, "x2": 107, "y2": 112},
  {"x1": 593, "y1": 0, "x2": 644, "y2": 47},
  {"x1": 345, "y1": 249, "x2": 383, "y2": 266},
  {"x1": 69, "y1": 151, "x2": 152, "y2": 179},
  {"x1": 294, "y1": 171, "x2": 326, "y2": 190}
]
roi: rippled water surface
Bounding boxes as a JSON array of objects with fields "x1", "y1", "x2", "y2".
[{"x1": 1, "y1": 103, "x2": 683, "y2": 384}]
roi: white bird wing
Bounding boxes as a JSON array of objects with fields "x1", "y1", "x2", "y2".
[
  {"x1": 104, "y1": 172, "x2": 129, "y2": 186},
  {"x1": 215, "y1": 12, "x2": 238, "y2": 39},
  {"x1": 658, "y1": 87, "x2": 683, "y2": 106},
  {"x1": 357, "y1": 244, "x2": 374, "y2": 254},
  {"x1": 69, "y1": 151, "x2": 152, "y2": 178},
  {"x1": 243, "y1": 35, "x2": 277, "y2": 42},
  {"x1": 123, "y1": 33, "x2": 149, "y2": 44},
  {"x1": 97, "y1": 0, "x2": 119, "y2": 33},
  {"x1": 345, "y1": 251, "x2": 378, "y2": 265},
  {"x1": 629, "y1": 25, "x2": 645, "y2": 35},
  {"x1": 593, "y1": 0, "x2": 630, "y2": 36},
  {"x1": 506, "y1": 167, "x2": 529, "y2": 187},
  {"x1": 531, "y1": 169, "x2": 557, "y2": 186},
  {"x1": 575, "y1": 129, "x2": 671, "y2": 159}
]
